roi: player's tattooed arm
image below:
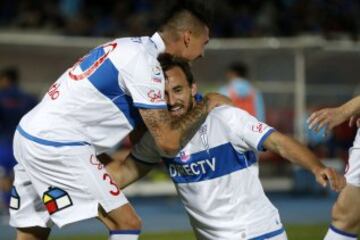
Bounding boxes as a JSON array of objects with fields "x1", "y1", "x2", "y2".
[{"x1": 139, "y1": 99, "x2": 208, "y2": 155}]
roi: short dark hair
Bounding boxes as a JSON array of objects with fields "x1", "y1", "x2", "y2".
[
  {"x1": 0, "y1": 66, "x2": 19, "y2": 84},
  {"x1": 228, "y1": 62, "x2": 249, "y2": 78},
  {"x1": 158, "y1": 53, "x2": 194, "y2": 86},
  {"x1": 159, "y1": 0, "x2": 212, "y2": 36}
]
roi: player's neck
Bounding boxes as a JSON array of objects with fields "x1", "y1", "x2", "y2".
[{"x1": 159, "y1": 32, "x2": 184, "y2": 57}]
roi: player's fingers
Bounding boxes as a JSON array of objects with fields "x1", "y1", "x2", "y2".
[
  {"x1": 316, "y1": 171, "x2": 328, "y2": 188},
  {"x1": 308, "y1": 111, "x2": 330, "y2": 132},
  {"x1": 307, "y1": 111, "x2": 324, "y2": 129},
  {"x1": 323, "y1": 168, "x2": 342, "y2": 192},
  {"x1": 308, "y1": 116, "x2": 323, "y2": 131},
  {"x1": 313, "y1": 115, "x2": 329, "y2": 133}
]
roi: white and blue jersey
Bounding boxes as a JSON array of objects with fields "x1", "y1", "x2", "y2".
[
  {"x1": 10, "y1": 33, "x2": 167, "y2": 229},
  {"x1": 132, "y1": 106, "x2": 287, "y2": 240},
  {"x1": 18, "y1": 33, "x2": 167, "y2": 153}
]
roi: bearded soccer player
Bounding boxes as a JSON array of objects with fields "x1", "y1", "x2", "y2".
[{"x1": 106, "y1": 54, "x2": 345, "y2": 240}]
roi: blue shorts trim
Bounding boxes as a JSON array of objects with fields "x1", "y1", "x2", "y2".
[
  {"x1": 330, "y1": 224, "x2": 357, "y2": 238},
  {"x1": 16, "y1": 125, "x2": 90, "y2": 147},
  {"x1": 249, "y1": 227, "x2": 285, "y2": 240},
  {"x1": 110, "y1": 230, "x2": 141, "y2": 235}
]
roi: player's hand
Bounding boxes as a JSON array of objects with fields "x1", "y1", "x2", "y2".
[
  {"x1": 307, "y1": 107, "x2": 348, "y2": 135},
  {"x1": 313, "y1": 167, "x2": 346, "y2": 192},
  {"x1": 204, "y1": 93, "x2": 233, "y2": 112}
]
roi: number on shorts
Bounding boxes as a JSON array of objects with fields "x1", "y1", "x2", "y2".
[{"x1": 103, "y1": 173, "x2": 120, "y2": 196}]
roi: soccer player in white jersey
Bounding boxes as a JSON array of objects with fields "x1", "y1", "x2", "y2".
[
  {"x1": 308, "y1": 96, "x2": 360, "y2": 240},
  {"x1": 8, "y1": 2, "x2": 231, "y2": 240},
  {"x1": 106, "y1": 54, "x2": 345, "y2": 240}
]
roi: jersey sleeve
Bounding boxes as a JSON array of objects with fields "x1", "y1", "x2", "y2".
[
  {"x1": 221, "y1": 106, "x2": 275, "y2": 151},
  {"x1": 122, "y1": 54, "x2": 167, "y2": 109},
  {"x1": 131, "y1": 131, "x2": 162, "y2": 165}
]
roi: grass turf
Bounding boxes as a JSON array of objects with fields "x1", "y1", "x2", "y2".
[{"x1": 52, "y1": 224, "x2": 354, "y2": 240}]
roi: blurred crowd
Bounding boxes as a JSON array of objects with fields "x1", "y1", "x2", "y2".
[{"x1": 0, "y1": 0, "x2": 359, "y2": 40}]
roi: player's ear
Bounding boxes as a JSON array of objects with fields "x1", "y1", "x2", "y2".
[
  {"x1": 191, "y1": 83, "x2": 197, "y2": 97},
  {"x1": 183, "y1": 30, "x2": 192, "y2": 48}
]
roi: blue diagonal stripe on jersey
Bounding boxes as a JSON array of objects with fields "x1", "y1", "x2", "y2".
[
  {"x1": 162, "y1": 143, "x2": 257, "y2": 184},
  {"x1": 80, "y1": 48, "x2": 140, "y2": 127}
]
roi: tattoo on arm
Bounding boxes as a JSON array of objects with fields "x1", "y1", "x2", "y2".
[
  {"x1": 140, "y1": 99, "x2": 209, "y2": 147},
  {"x1": 171, "y1": 100, "x2": 208, "y2": 142}
]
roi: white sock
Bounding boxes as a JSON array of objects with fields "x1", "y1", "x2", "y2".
[
  {"x1": 324, "y1": 225, "x2": 357, "y2": 240},
  {"x1": 108, "y1": 230, "x2": 140, "y2": 240}
]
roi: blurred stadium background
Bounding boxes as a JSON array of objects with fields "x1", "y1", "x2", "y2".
[{"x1": 0, "y1": 0, "x2": 359, "y2": 239}]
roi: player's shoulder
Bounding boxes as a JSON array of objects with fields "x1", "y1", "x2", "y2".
[
  {"x1": 209, "y1": 105, "x2": 250, "y2": 119},
  {"x1": 111, "y1": 36, "x2": 159, "y2": 70},
  {"x1": 208, "y1": 105, "x2": 253, "y2": 130},
  {"x1": 111, "y1": 36, "x2": 148, "y2": 58},
  {"x1": 116, "y1": 36, "x2": 158, "y2": 56}
]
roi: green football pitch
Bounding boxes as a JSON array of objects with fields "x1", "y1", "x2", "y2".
[{"x1": 51, "y1": 224, "x2": 359, "y2": 240}]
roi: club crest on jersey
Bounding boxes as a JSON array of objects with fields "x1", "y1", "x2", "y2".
[
  {"x1": 179, "y1": 150, "x2": 190, "y2": 162},
  {"x1": 9, "y1": 186, "x2": 20, "y2": 210},
  {"x1": 199, "y1": 125, "x2": 209, "y2": 150},
  {"x1": 42, "y1": 187, "x2": 73, "y2": 215}
]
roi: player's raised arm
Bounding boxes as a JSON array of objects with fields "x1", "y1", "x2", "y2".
[
  {"x1": 262, "y1": 131, "x2": 345, "y2": 192},
  {"x1": 307, "y1": 95, "x2": 360, "y2": 133}
]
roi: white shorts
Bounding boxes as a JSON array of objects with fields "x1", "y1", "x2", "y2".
[
  {"x1": 345, "y1": 128, "x2": 360, "y2": 187},
  {"x1": 9, "y1": 130, "x2": 128, "y2": 228},
  {"x1": 345, "y1": 146, "x2": 360, "y2": 187}
]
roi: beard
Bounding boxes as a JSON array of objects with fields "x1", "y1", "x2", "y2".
[{"x1": 168, "y1": 95, "x2": 194, "y2": 119}]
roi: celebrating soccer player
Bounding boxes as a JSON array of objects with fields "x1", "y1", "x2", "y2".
[{"x1": 106, "y1": 53, "x2": 345, "y2": 240}]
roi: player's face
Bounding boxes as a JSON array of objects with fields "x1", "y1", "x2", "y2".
[
  {"x1": 182, "y1": 26, "x2": 209, "y2": 61},
  {"x1": 165, "y1": 67, "x2": 196, "y2": 118}
]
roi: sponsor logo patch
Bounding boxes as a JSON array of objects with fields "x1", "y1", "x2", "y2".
[
  {"x1": 9, "y1": 186, "x2": 20, "y2": 210},
  {"x1": 42, "y1": 187, "x2": 73, "y2": 214},
  {"x1": 251, "y1": 122, "x2": 267, "y2": 133},
  {"x1": 147, "y1": 89, "x2": 165, "y2": 103}
]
